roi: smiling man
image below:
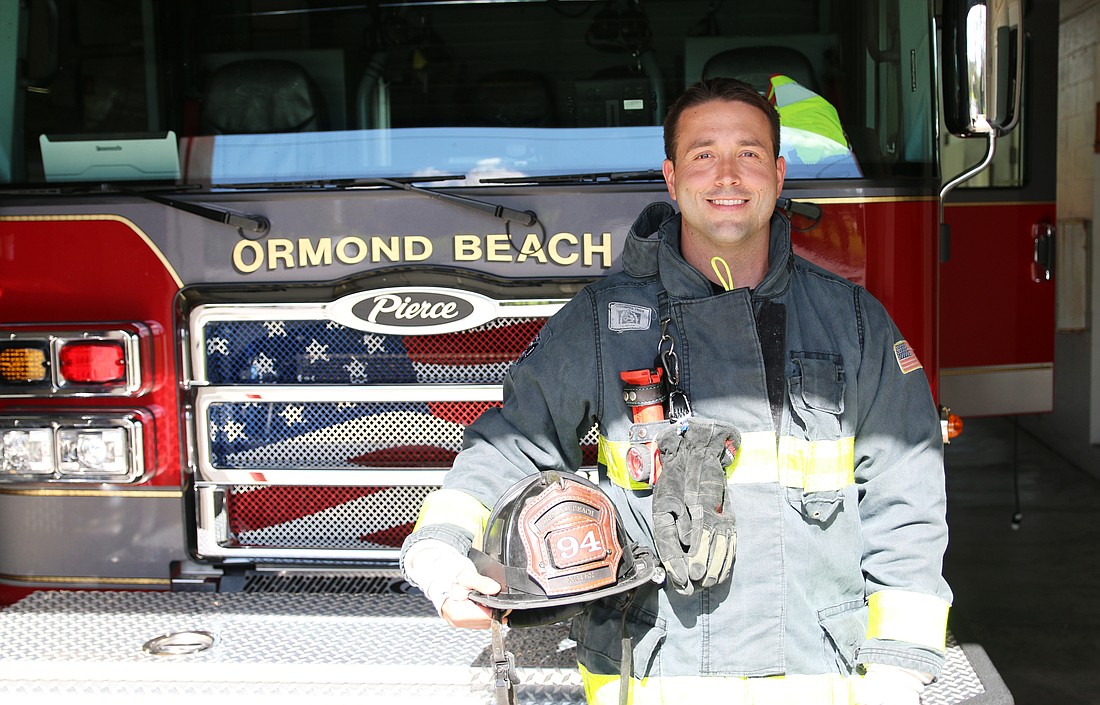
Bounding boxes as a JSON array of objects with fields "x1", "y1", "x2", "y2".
[
  {"x1": 402, "y1": 78, "x2": 952, "y2": 705},
  {"x1": 662, "y1": 91, "x2": 786, "y2": 291}
]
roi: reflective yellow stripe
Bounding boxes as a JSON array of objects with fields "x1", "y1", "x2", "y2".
[
  {"x1": 580, "y1": 665, "x2": 859, "y2": 705},
  {"x1": 413, "y1": 488, "x2": 491, "y2": 549},
  {"x1": 601, "y1": 430, "x2": 855, "y2": 493},
  {"x1": 778, "y1": 436, "x2": 855, "y2": 492},
  {"x1": 867, "y1": 590, "x2": 951, "y2": 652},
  {"x1": 727, "y1": 431, "x2": 781, "y2": 484}
]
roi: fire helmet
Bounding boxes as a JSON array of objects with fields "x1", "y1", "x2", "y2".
[{"x1": 468, "y1": 470, "x2": 657, "y2": 609}]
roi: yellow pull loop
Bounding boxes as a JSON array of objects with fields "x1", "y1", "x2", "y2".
[{"x1": 711, "y1": 256, "x2": 734, "y2": 291}]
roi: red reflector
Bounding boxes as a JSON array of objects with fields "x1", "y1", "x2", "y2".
[{"x1": 59, "y1": 342, "x2": 126, "y2": 384}]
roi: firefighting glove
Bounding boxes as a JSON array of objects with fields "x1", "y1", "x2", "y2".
[
  {"x1": 853, "y1": 665, "x2": 930, "y2": 705},
  {"x1": 651, "y1": 418, "x2": 739, "y2": 596},
  {"x1": 402, "y1": 538, "x2": 500, "y2": 616}
]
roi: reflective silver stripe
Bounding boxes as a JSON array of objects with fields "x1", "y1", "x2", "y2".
[
  {"x1": 414, "y1": 488, "x2": 491, "y2": 548},
  {"x1": 580, "y1": 664, "x2": 856, "y2": 705},
  {"x1": 867, "y1": 589, "x2": 951, "y2": 651}
]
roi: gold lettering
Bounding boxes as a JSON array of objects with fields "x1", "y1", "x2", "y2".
[
  {"x1": 233, "y1": 240, "x2": 263, "y2": 273},
  {"x1": 336, "y1": 236, "x2": 368, "y2": 264},
  {"x1": 548, "y1": 232, "x2": 579, "y2": 265},
  {"x1": 454, "y1": 234, "x2": 482, "y2": 261},
  {"x1": 267, "y1": 239, "x2": 295, "y2": 270},
  {"x1": 485, "y1": 234, "x2": 512, "y2": 262},
  {"x1": 584, "y1": 232, "x2": 613, "y2": 269},
  {"x1": 405, "y1": 236, "x2": 432, "y2": 261},
  {"x1": 299, "y1": 238, "x2": 332, "y2": 267},
  {"x1": 516, "y1": 233, "x2": 548, "y2": 263},
  {"x1": 372, "y1": 236, "x2": 400, "y2": 262}
]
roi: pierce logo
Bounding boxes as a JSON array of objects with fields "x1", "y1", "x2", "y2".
[{"x1": 350, "y1": 291, "x2": 475, "y2": 328}]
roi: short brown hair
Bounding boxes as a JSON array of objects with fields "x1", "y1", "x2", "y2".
[{"x1": 663, "y1": 77, "x2": 781, "y2": 161}]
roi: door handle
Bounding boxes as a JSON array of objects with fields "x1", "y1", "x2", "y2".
[{"x1": 1031, "y1": 222, "x2": 1055, "y2": 283}]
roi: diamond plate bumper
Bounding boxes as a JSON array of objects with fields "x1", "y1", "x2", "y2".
[{"x1": 0, "y1": 591, "x2": 1010, "y2": 704}]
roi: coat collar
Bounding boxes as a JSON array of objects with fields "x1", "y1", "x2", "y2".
[{"x1": 623, "y1": 202, "x2": 793, "y2": 300}]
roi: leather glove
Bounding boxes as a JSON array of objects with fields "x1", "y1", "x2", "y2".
[
  {"x1": 853, "y1": 665, "x2": 929, "y2": 705},
  {"x1": 402, "y1": 538, "x2": 500, "y2": 618},
  {"x1": 651, "y1": 418, "x2": 739, "y2": 596}
]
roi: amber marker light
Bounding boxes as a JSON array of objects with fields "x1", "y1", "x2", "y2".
[{"x1": 0, "y1": 344, "x2": 49, "y2": 384}]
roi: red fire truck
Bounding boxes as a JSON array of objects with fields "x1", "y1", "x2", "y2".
[{"x1": 0, "y1": 0, "x2": 1054, "y2": 612}]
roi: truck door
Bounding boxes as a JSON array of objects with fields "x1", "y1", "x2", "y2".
[{"x1": 938, "y1": 0, "x2": 1058, "y2": 418}]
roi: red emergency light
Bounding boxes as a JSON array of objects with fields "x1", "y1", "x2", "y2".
[{"x1": 58, "y1": 341, "x2": 127, "y2": 384}]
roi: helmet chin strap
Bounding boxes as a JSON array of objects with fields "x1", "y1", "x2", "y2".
[
  {"x1": 490, "y1": 609, "x2": 518, "y2": 705},
  {"x1": 488, "y1": 596, "x2": 638, "y2": 705},
  {"x1": 618, "y1": 590, "x2": 637, "y2": 705}
]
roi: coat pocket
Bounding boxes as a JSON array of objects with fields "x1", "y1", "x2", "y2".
[
  {"x1": 788, "y1": 352, "x2": 846, "y2": 438},
  {"x1": 572, "y1": 594, "x2": 666, "y2": 680},
  {"x1": 786, "y1": 486, "x2": 845, "y2": 525},
  {"x1": 818, "y1": 600, "x2": 867, "y2": 675}
]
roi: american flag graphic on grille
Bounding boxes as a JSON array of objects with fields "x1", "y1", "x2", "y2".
[
  {"x1": 207, "y1": 400, "x2": 497, "y2": 469},
  {"x1": 225, "y1": 484, "x2": 435, "y2": 550},
  {"x1": 200, "y1": 314, "x2": 596, "y2": 551},
  {"x1": 203, "y1": 317, "x2": 545, "y2": 385}
]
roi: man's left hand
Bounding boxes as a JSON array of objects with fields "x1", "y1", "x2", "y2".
[{"x1": 853, "y1": 664, "x2": 930, "y2": 705}]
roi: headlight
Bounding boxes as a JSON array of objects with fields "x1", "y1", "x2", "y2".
[
  {"x1": 1, "y1": 428, "x2": 54, "y2": 475},
  {"x1": 0, "y1": 411, "x2": 149, "y2": 483}
]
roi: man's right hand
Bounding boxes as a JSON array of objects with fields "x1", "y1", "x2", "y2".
[{"x1": 403, "y1": 538, "x2": 501, "y2": 629}]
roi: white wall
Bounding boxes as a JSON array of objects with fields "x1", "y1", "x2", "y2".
[{"x1": 1021, "y1": 0, "x2": 1100, "y2": 478}]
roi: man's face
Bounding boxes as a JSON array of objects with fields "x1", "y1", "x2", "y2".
[{"x1": 662, "y1": 99, "x2": 786, "y2": 255}]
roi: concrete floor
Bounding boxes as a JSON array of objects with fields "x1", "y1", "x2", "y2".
[{"x1": 943, "y1": 415, "x2": 1100, "y2": 705}]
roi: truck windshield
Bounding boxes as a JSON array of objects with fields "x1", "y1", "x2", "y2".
[{"x1": 2, "y1": 0, "x2": 934, "y2": 187}]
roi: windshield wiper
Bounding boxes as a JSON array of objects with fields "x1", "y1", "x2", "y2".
[
  {"x1": 478, "y1": 169, "x2": 665, "y2": 185},
  {"x1": 0, "y1": 182, "x2": 271, "y2": 236},
  {"x1": 217, "y1": 174, "x2": 538, "y2": 228},
  {"x1": 367, "y1": 177, "x2": 537, "y2": 227},
  {"x1": 124, "y1": 187, "x2": 270, "y2": 236}
]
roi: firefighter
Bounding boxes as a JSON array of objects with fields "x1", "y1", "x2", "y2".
[{"x1": 402, "y1": 77, "x2": 951, "y2": 705}]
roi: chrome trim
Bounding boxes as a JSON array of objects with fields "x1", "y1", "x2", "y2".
[
  {"x1": 0, "y1": 324, "x2": 149, "y2": 398},
  {"x1": 193, "y1": 384, "x2": 490, "y2": 484},
  {"x1": 194, "y1": 485, "x2": 409, "y2": 561},
  {"x1": 184, "y1": 289, "x2": 569, "y2": 562},
  {"x1": 143, "y1": 631, "x2": 216, "y2": 656},
  {"x1": 188, "y1": 295, "x2": 567, "y2": 386},
  {"x1": 182, "y1": 404, "x2": 198, "y2": 477},
  {"x1": 0, "y1": 410, "x2": 149, "y2": 484},
  {"x1": 196, "y1": 467, "x2": 449, "y2": 486},
  {"x1": 197, "y1": 383, "x2": 503, "y2": 404}
]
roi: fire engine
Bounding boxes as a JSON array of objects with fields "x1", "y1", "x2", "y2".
[{"x1": 0, "y1": 0, "x2": 1051, "y2": 698}]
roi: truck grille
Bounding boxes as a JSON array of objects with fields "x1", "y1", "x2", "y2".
[
  {"x1": 207, "y1": 400, "x2": 498, "y2": 469},
  {"x1": 187, "y1": 286, "x2": 589, "y2": 565},
  {"x1": 203, "y1": 317, "x2": 543, "y2": 385},
  {"x1": 226, "y1": 484, "x2": 435, "y2": 550}
]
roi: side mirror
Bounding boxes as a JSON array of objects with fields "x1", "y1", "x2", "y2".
[{"x1": 941, "y1": 0, "x2": 1024, "y2": 137}]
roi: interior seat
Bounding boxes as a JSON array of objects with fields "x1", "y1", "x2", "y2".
[
  {"x1": 202, "y1": 59, "x2": 327, "y2": 135},
  {"x1": 701, "y1": 46, "x2": 820, "y2": 94}
]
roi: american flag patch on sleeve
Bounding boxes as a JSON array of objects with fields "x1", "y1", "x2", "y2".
[{"x1": 893, "y1": 340, "x2": 922, "y2": 374}]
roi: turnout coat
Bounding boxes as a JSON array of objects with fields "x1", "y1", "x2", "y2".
[{"x1": 406, "y1": 202, "x2": 952, "y2": 704}]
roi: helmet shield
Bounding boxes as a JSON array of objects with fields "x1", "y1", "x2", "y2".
[{"x1": 469, "y1": 471, "x2": 656, "y2": 609}]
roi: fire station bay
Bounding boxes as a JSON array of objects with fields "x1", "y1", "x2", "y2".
[{"x1": 0, "y1": 0, "x2": 1098, "y2": 704}]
